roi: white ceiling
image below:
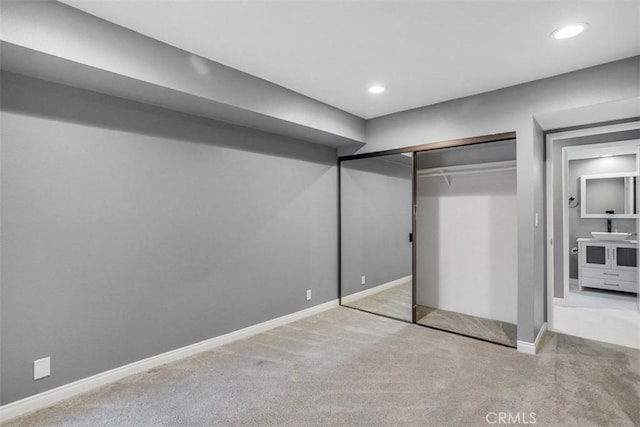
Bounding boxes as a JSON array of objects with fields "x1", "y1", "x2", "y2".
[{"x1": 61, "y1": 0, "x2": 640, "y2": 119}]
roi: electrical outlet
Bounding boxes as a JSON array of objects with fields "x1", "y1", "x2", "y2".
[
  {"x1": 361, "y1": 275, "x2": 366, "y2": 285},
  {"x1": 306, "y1": 289, "x2": 312, "y2": 301},
  {"x1": 34, "y1": 357, "x2": 50, "y2": 380}
]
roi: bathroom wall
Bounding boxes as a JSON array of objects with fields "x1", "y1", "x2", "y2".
[
  {"x1": 551, "y1": 129, "x2": 640, "y2": 298},
  {"x1": 567, "y1": 155, "x2": 637, "y2": 279}
]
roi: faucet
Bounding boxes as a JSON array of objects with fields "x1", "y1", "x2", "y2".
[{"x1": 605, "y1": 210, "x2": 615, "y2": 232}]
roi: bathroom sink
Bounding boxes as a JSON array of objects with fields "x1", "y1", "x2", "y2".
[{"x1": 591, "y1": 232, "x2": 632, "y2": 241}]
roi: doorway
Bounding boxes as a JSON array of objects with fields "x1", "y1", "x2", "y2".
[{"x1": 546, "y1": 122, "x2": 640, "y2": 349}]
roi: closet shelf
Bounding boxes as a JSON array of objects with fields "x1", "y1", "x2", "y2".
[{"x1": 417, "y1": 160, "x2": 516, "y2": 185}]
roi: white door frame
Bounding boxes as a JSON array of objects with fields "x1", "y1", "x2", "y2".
[{"x1": 545, "y1": 121, "x2": 640, "y2": 331}]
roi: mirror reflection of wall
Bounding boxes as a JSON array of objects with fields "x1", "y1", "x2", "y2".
[
  {"x1": 582, "y1": 174, "x2": 637, "y2": 216},
  {"x1": 340, "y1": 153, "x2": 413, "y2": 322},
  {"x1": 414, "y1": 140, "x2": 517, "y2": 347},
  {"x1": 584, "y1": 176, "x2": 625, "y2": 214}
]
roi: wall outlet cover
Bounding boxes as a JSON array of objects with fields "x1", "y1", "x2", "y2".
[
  {"x1": 34, "y1": 357, "x2": 50, "y2": 380},
  {"x1": 306, "y1": 289, "x2": 312, "y2": 300},
  {"x1": 361, "y1": 275, "x2": 366, "y2": 285}
]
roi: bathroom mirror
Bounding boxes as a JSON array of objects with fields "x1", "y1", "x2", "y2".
[
  {"x1": 340, "y1": 153, "x2": 413, "y2": 322},
  {"x1": 581, "y1": 173, "x2": 638, "y2": 218}
]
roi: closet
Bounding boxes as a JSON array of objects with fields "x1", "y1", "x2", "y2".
[
  {"x1": 415, "y1": 140, "x2": 518, "y2": 346},
  {"x1": 338, "y1": 133, "x2": 518, "y2": 348}
]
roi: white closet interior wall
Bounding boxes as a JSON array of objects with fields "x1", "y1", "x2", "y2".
[{"x1": 415, "y1": 141, "x2": 518, "y2": 324}]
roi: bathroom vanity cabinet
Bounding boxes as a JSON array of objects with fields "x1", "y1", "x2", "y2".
[{"x1": 578, "y1": 238, "x2": 638, "y2": 293}]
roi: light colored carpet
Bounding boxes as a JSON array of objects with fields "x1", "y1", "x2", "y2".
[
  {"x1": 416, "y1": 305, "x2": 518, "y2": 348},
  {"x1": 343, "y1": 281, "x2": 412, "y2": 322},
  {"x1": 3, "y1": 307, "x2": 639, "y2": 426},
  {"x1": 344, "y1": 281, "x2": 516, "y2": 347}
]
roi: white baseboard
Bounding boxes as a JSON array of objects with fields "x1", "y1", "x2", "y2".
[
  {"x1": 536, "y1": 322, "x2": 548, "y2": 352},
  {"x1": 517, "y1": 322, "x2": 548, "y2": 355},
  {"x1": 569, "y1": 278, "x2": 579, "y2": 287},
  {"x1": 553, "y1": 297, "x2": 566, "y2": 306},
  {"x1": 0, "y1": 299, "x2": 339, "y2": 423},
  {"x1": 341, "y1": 275, "x2": 412, "y2": 305}
]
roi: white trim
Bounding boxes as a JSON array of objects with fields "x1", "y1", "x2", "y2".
[
  {"x1": 516, "y1": 340, "x2": 536, "y2": 355},
  {"x1": 562, "y1": 146, "x2": 571, "y2": 311},
  {"x1": 637, "y1": 146, "x2": 640, "y2": 310},
  {"x1": 569, "y1": 278, "x2": 579, "y2": 288},
  {"x1": 536, "y1": 322, "x2": 548, "y2": 350},
  {"x1": 516, "y1": 322, "x2": 547, "y2": 355},
  {"x1": 546, "y1": 121, "x2": 640, "y2": 139},
  {"x1": 340, "y1": 275, "x2": 412, "y2": 305},
  {"x1": 535, "y1": 98, "x2": 640, "y2": 131},
  {"x1": 0, "y1": 299, "x2": 339, "y2": 423},
  {"x1": 565, "y1": 139, "x2": 640, "y2": 160},
  {"x1": 553, "y1": 297, "x2": 566, "y2": 307}
]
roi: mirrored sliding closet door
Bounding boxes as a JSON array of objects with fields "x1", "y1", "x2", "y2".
[{"x1": 340, "y1": 153, "x2": 413, "y2": 322}]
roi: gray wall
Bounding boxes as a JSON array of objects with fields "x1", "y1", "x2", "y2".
[
  {"x1": 0, "y1": 72, "x2": 338, "y2": 405},
  {"x1": 567, "y1": 155, "x2": 637, "y2": 279},
  {"x1": 340, "y1": 156, "x2": 412, "y2": 297},
  {"x1": 532, "y1": 120, "x2": 546, "y2": 343},
  {"x1": 349, "y1": 56, "x2": 640, "y2": 343},
  {"x1": 551, "y1": 130, "x2": 640, "y2": 298}
]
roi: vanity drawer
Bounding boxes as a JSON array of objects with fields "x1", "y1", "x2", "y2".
[
  {"x1": 581, "y1": 267, "x2": 637, "y2": 282},
  {"x1": 581, "y1": 277, "x2": 637, "y2": 293}
]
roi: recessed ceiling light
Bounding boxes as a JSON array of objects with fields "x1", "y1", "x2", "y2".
[
  {"x1": 552, "y1": 24, "x2": 587, "y2": 40},
  {"x1": 368, "y1": 85, "x2": 385, "y2": 94}
]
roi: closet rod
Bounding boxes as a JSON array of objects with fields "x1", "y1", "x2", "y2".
[{"x1": 416, "y1": 160, "x2": 516, "y2": 178}]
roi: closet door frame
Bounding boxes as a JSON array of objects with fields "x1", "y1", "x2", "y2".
[
  {"x1": 339, "y1": 132, "x2": 515, "y2": 162},
  {"x1": 338, "y1": 131, "x2": 516, "y2": 324}
]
